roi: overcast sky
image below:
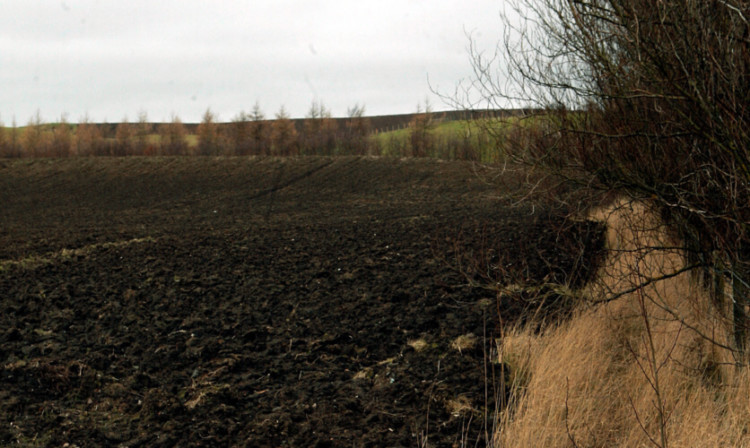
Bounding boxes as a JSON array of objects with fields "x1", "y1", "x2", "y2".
[{"x1": 0, "y1": 1, "x2": 504, "y2": 124}]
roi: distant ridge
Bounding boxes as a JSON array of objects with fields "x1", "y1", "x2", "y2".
[
  {"x1": 362, "y1": 109, "x2": 535, "y2": 133},
  {"x1": 77, "y1": 109, "x2": 535, "y2": 138}
]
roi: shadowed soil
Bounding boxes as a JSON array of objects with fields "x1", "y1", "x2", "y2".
[{"x1": 0, "y1": 156, "x2": 603, "y2": 447}]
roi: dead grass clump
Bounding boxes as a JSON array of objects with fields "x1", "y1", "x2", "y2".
[
  {"x1": 408, "y1": 338, "x2": 429, "y2": 352},
  {"x1": 446, "y1": 394, "x2": 475, "y2": 417},
  {"x1": 451, "y1": 333, "x2": 478, "y2": 354},
  {"x1": 495, "y1": 199, "x2": 750, "y2": 447}
]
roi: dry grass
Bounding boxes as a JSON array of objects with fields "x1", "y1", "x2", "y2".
[
  {"x1": 408, "y1": 338, "x2": 429, "y2": 352},
  {"x1": 495, "y1": 199, "x2": 750, "y2": 447},
  {"x1": 446, "y1": 394, "x2": 476, "y2": 417},
  {"x1": 451, "y1": 333, "x2": 478, "y2": 354}
]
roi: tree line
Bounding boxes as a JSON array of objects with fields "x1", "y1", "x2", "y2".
[
  {"x1": 0, "y1": 102, "x2": 511, "y2": 161},
  {"x1": 0, "y1": 102, "x2": 371, "y2": 158}
]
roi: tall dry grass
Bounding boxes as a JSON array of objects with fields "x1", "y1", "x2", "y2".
[{"x1": 496, "y1": 199, "x2": 750, "y2": 447}]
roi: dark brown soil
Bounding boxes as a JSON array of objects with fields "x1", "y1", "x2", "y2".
[{"x1": 0, "y1": 156, "x2": 603, "y2": 447}]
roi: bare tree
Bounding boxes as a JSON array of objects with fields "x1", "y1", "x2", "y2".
[
  {"x1": 8, "y1": 116, "x2": 21, "y2": 158},
  {"x1": 229, "y1": 111, "x2": 251, "y2": 156},
  {"x1": 115, "y1": 117, "x2": 134, "y2": 156},
  {"x1": 470, "y1": 0, "x2": 750, "y2": 356},
  {"x1": 271, "y1": 106, "x2": 298, "y2": 156},
  {"x1": 50, "y1": 114, "x2": 72, "y2": 157},
  {"x1": 75, "y1": 114, "x2": 105, "y2": 156},
  {"x1": 22, "y1": 111, "x2": 50, "y2": 157},
  {"x1": 409, "y1": 100, "x2": 435, "y2": 157},
  {"x1": 135, "y1": 110, "x2": 153, "y2": 155},
  {"x1": 197, "y1": 108, "x2": 222, "y2": 156},
  {"x1": 301, "y1": 100, "x2": 338, "y2": 155},
  {"x1": 159, "y1": 114, "x2": 188, "y2": 156},
  {"x1": 343, "y1": 104, "x2": 372, "y2": 155},
  {"x1": 248, "y1": 102, "x2": 271, "y2": 156},
  {"x1": 0, "y1": 117, "x2": 7, "y2": 157}
]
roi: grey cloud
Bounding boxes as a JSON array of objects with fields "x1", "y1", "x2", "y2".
[{"x1": 0, "y1": 0, "x2": 504, "y2": 123}]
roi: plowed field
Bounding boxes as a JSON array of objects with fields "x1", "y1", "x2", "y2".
[{"x1": 0, "y1": 157, "x2": 603, "y2": 447}]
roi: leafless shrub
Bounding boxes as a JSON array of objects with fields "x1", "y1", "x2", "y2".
[
  {"x1": 458, "y1": 0, "x2": 750, "y2": 445},
  {"x1": 468, "y1": 0, "x2": 750, "y2": 357}
]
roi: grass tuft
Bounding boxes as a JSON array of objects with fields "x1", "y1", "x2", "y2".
[
  {"x1": 408, "y1": 338, "x2": 429, "y2": 352},
  {"x1": 451, "y1": 334, "x2": 478, "y2": 354}
]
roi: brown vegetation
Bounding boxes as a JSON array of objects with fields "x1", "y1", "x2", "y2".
[
  {"x1": 300, "y1": 101, "x2": 338, "y2": 156},
  {"x1": 270, "y1": 106, "x2": 298, "y2": 156},
  {"x1": 341, "y1": 104, "x2": 372, "y2": 155},
  {"x1": 158, "y1": 114, "x2": 188, "y2": 156},
  {"x1": 21, "y1": 112, "x2": 49, "y2": 157},
  {"x1": 409, "y1": 101, "x2": 435, "y2": 157},
  {"x1": 0, "y1": 102, "x2": 511, "y2": 161},
  {"x1": 49, "y1": 116, "x2": 72, "y2": 157},
  {"x1": 114, "y1": 118, "x2": 134, "y2": 156},
  {"x1": 134, "y1": 111, "x2": 153, "y2": 156},
  {"x1": 247, "y1": 103, "x2": 271, "y2": 156},
  {"x1": 75, "y1": 115, "x2": 105, "y2": 156},
  {"x1": 197, "y1": 108, "x2": 226, "y2": 156},
  {"x1": 497, "y1": 201, "x2": 750, "y2": 446},
  {"x1": 458, "y1": 0, "x2": 750, "y2": 445}
]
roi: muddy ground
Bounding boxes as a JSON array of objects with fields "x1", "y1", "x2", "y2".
[{"x1": 0, "y1": 156, "x2": 603, "y2": 447}]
